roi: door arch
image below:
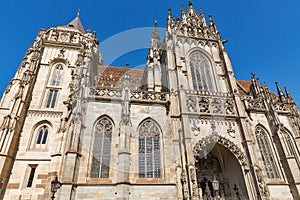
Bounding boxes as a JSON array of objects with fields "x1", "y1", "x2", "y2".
[{"x1": 193, "y1": 135, "x2": 250, "y2": 199}]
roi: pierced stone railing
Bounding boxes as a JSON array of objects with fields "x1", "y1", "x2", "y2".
[
  {"x1": 89, "y1": 88, "x2": 168, "y2": 104},
  {"x1": 244, "y1": 98, "x2": 266, "y2": 112},
  {"x1": 185, "y1": 93, "x2": 236, "y2": 117},
  {"x1": 274, "y1": 102, "x2": 290, "y2": 113}
]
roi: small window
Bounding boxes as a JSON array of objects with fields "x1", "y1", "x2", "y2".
[
  {"x1": 27, "y1": 166, "x2": 37, "y2": 187},
  {"x1": 51, "y1": 65, "x2": 63, "y2": 86},
  {"x1": 46, "y1": 89, "x2": 58, "y2": 108},
  {"x1": 36, "y1": 126, "x2": 48, "y2": 145}
]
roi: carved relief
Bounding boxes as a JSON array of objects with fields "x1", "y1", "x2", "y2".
[
  {"x1": 254, "y1": 166, "x2": 270, "y2": 199},
  {"x1": 186, "y1": 96, "x2": 197, "y2": 112},
  {"x1": 59, "y1": 32, "x2": 70, "y2": 43},
  {"x1": 198, "y1": 97, "x2": 210, "y2": 113},
  {"x1": 190, "y1": 119, "x2": 201, "y2": 136},
  {"x1": 274, "y1": 102, "x2": 289, "y2": 113},
  {"x1": 245, "y1": 98, "x2": 265, "y2": 111},
  {"x1": 227, "y1": 122, "x2": 236, "y2": 138}
]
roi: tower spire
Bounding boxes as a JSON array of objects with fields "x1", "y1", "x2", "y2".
[
  {"x1": 151, "y1": 20, "x2": 160, "y2": 49},
  {"x1": 65, "y1": 10, "x2": 85, "y2": 33}
]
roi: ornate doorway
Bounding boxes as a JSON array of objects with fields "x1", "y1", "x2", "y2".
[{"x1": 195, "y1": 144, "x2": 249, "y2": 199}]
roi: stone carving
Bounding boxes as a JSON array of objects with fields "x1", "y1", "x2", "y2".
[
  {"x1": 274, "y1": 102, "x2": 289, "y2": 113},
  {"x1": 198, "y1": 97, "x2": 210, "y2": 113},
  {"x1": 189, "y1": 166, "x2": 199, "y2": 197},
  {"x1": 130, "y1": 91, "x2": 167, "y2": 102},
  {"x1": 211, "y1": 98, "x2": 222, "y2": 114},
  {"x1": 186, "y1": 96, "x2": 197, "y2": 112},
  {"x1": 254, "y1": 166, "x2": 270, "y2": 199},
  {"x1": 27, "y1": 110, "x2": 63, "y2": 118},
  {"x1": 227, "y1": 122, "x2": 236, "y2": 138},
  {"x1": 246, "y1": 98, "x2": 265, "y2": 111},
  {"x1": 225, "y1": 99, "x2": 235, "y2": 115},
  {"x1": 180, "y1": 170, "x2": 190, "y2": 199},
  {"x1": 190, "y1": 119, "x2": 201, "y2": 136},
  {"x1": 90, "y1": 88, "x2": 122, "y2": 98},
  {"x1": 193, "y1": 135, "x2": 249, "y2": 171}
]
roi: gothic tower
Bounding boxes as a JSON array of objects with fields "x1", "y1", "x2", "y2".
[{"x1": 0, "y1": 12, "x2": 100, "y2": 199}]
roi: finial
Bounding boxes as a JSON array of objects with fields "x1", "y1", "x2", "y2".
[
  {"x1": 284, "y1": 87, "x2": 293, "y2": 100},
  {"x1": 264, "y1": 81, "x2": 268, "y2": 88},
  {"x1": 275, "y1": 82, "x2": 286, "y2": 102},
  {"x1": 188, "y1": 1, "x2": 193, "y2": 7},
  {"x1": 77, "y1": 9, "x2": 80, "y2": 17},
  {"x1": 181, "y1": 5, "x2": 184, "y2": 12},
  {"x1": 251, "y1": 73, "x2": 255, "y2": 80},
  {"x1": 154, "y1": 19, "x2": 158, "y2": 27},
  {"x1": 200, "y1": 8, "x2": 204, "y2": 15},
  {"x1": 126, "y1": 63, "x2": 129, "y2": 70}
]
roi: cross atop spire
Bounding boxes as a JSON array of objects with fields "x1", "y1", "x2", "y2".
[{"x1": 77, "y1": 9, "x2": 80, "y2": 17}]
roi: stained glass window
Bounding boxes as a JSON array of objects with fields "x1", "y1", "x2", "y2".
[
  {"x1": 138, "y1": 119, "x2": 161, "y2": 178},
  {"x1": 91, "y1": 117, "x2": 113, "y2": 178},
  {"x1": 255, "y1": 126, "x2": 280, "y2": 179},
  {"x1": 189, "y1": 51, "x2": 216, "y2": 92}
]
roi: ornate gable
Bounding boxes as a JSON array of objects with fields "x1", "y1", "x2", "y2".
[{"x1": 172, "y1": 2, "x2": 220, "y2": 40}]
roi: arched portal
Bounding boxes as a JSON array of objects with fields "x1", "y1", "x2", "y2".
[{"x1": 194, "y1": 139, "x2": 249, "y2": 199}]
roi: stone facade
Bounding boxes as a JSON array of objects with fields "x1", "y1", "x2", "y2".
[{"x1": 0, "y1": 2, "x2": 299, "y2": 200}]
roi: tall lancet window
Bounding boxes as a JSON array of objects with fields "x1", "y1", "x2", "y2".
[
  {"x1": 51, "y1": 64, "x2": 63, "y2": 86},
  {"x1": 189, "y1": 51, "x2": 216, "y2": 92},
  {"x1": 255, "y1": 126, "x2": 280, "y2": 179},
  {"x1": 138, "y1": 119, "x2": 161, "y2": 178},
  {"x1": 91, "y1": 117, "x2": 113, "y2": 178},
  {"x1": 282, "y1": 131, "x2": 300, "y2": 166}
]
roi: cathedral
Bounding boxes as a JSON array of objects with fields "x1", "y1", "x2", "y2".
[{"x1": 0, "y1": 2, "x2": 300, "y2": 200}]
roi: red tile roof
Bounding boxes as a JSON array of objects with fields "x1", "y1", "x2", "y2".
[{"x1": 98, "y1": 66, "x2": 144, "y2": 89}]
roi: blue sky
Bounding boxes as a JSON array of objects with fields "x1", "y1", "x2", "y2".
[{"x1": 0, "y1": 0, "x2": 299, "y2": 104}]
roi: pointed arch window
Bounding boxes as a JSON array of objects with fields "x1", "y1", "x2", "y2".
[
  {"x1": 281, "y1": 131, "x2": 300, "y2": 166},
  {"x1": 36, "y1": 126, "x2": 48, "y2": 145},
  {"x1": 91, "y1": 117, "x2": 113, "y2": 178},
  {"x1": 138, "y1": 119, "x2": 161, "y2": 178},
  {"x1": 51, "y1": 64, "x2": 63, "y2": 86},
  {"x1": 255, "y1": 126, "x2": 280, "y2": 179},
  {"x1": 189, "y1": 51, "x2": 216, "y2": 92}
]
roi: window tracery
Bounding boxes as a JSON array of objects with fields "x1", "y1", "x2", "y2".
[
  {"x1": 281, "y1": 131, "x2": 300, "y2": 167},
  {"x1": 189, "y1": 51, "x2": 216, "y2": 92},
  {"x1": 255, "y1": 126, "x2": 280, "y2": 179},
  {"x1": 36, "y1": 126, "x2": 48, "y2": 145},
  {"x1": 91, "y1": 116, "x2": 113, "y2": 178},
  {"x1": 51, "y1": 64, "x2": 63, "y2": 86},
  {"x1": 138, "y1": 119, "x2": 161, "y2": 178}
]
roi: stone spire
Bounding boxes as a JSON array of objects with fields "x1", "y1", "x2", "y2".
[
  {"x1": 284, "y1": 87, "x2": 294, "y2": 103},
  {"x1": 65, "y1": 10, "x2": 85, "y2": 33},
  {"x1": 250, "y1": 73, "x2": 259, "y2": 97},
  {"x1": 151, "y1": 20, "x2": 160, "y2": 49},
  {"x1": 209, "y1": 15, "x2": 220, "y2": 38},
  {"x1": 275, "y1": 82, "x2": 286, "y2": 102}
]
